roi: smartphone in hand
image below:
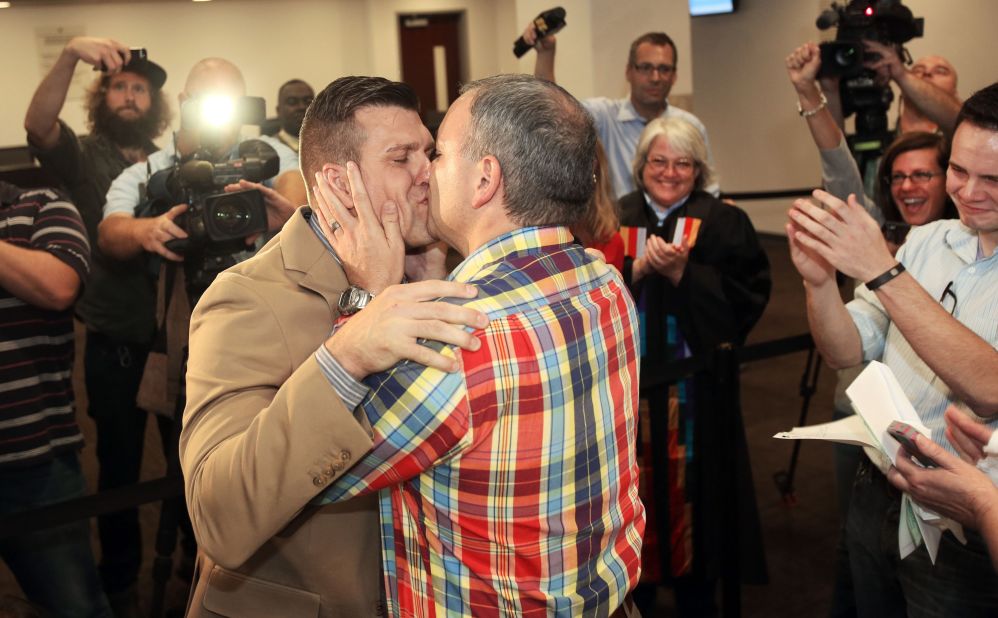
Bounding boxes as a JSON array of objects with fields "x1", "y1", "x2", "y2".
[
  {"x1": 887, "y1": 420, "x2": 937, "y2": 468},
  {"x1": 882, "y1": 221, "x2": 911, "y2": 245}
]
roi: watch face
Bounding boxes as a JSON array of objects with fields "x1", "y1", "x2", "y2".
[{"x1": 338, "y1": 286, "x2": 372, "y2": 315}]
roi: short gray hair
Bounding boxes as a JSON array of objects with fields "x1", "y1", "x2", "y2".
[
  {"x1": 458, "y1": 74, "x2": 596, "y2": 227},
  {"x1": 632, "y1": 116, "x2": 715, "y2": 193}
]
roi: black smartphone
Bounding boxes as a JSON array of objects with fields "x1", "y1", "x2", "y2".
[
  {"x1": 887, "y1": 420, "x2": 937, "y2": 468},
  {"x1": 882, "y1": 221, "x2": 911, "y2": 245},
  {"x1": 96, "y1": 48, "x2": 146, "y2": 73}
]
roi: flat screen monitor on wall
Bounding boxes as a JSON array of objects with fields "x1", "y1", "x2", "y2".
[{"x1": 690, "y1": 0, "x2": 736, "y2": 16}]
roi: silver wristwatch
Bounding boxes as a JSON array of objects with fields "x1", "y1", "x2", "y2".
[{"x1": 337, "y1": 285, "x2": 374, "y2": 316}]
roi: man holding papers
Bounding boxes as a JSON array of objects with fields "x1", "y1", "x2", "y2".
[{"x1": 786, "y1": 82, "x2": 998, "y2": 616}]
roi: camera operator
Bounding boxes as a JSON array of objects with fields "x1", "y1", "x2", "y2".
[
  {"x1": 85, "y1": 57, "x2": 296, "y2": 614},
  {"x1": 100, "y1": 57, "x2": 299, "y2": 264},
  {"x1": 522, "y1": 19, "x2": 719, "y2": 199},
  {"x1": 860, "y1": 39, "x2": 961, "y2": 136},
  {"x1": 0, "y1": 182, "x2": 111, "y2": 617},
  {"x1": 787, "y1": 82, "x2": 998, "y2": 615}
]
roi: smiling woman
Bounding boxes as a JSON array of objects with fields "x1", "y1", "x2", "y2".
[
  {"x1": 874, "y1": 131, "x2": 957, "y2": 227},
  {"x1": 619, "y1": 116, "x2": 772, "y2": 611}
]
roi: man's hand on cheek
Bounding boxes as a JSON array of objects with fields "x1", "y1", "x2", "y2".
[{"x1": 312, "y1": 163, "x2": 405, "y2": 294}]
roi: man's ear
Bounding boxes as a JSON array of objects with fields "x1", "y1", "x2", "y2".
[
  {"x1": 471, "y1": 155, "x2": 502, "y2": 209},
  {"x1": 320, "y1": 163, "x2": 349, "y2": 194}
]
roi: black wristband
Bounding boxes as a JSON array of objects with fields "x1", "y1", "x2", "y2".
[{"x1": 865, "y1": 263, "x2": 906, "y2": 291}]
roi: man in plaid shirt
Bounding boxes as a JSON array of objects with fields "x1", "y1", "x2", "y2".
[{"x1": 317, "y1": 75, "x2": 645, "y2": 617}]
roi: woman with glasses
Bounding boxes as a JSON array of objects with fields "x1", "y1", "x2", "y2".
[
  {"x1": 619, "y1": 116, "x2": 771, "y2": 616},
  {"x1": 874, "y1": 132, "x2": 958, "y2": 250}
]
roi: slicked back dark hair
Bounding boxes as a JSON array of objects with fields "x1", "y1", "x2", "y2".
[
  {"x1": 955, "y1": 81, "x2": 998, "y2": 133},
  {"x1": 628, "y1": 32, "x2": 678, "y2": 67},
  {"x1": 459, "y1": 74, "x2": 596, "y2": 227},
  {"x1": 299, "y1": 76, "x2": 420, "y2": 183}
]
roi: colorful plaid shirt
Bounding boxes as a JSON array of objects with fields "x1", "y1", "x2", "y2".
[{"x1": 316, "y1": 226, "x2": 645, "y2": 617}]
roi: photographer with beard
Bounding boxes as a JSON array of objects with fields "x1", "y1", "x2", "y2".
[
  {"x1": 25, "y1": 37, "x2": 171, "y2": 247},
  {"x1": 23, "y1": 37, "x2": 172, "y2": 616}
]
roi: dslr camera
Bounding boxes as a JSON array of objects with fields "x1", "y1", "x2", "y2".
[{"x1": 815, "y1": 1, "x2": 923, "y2": 160}]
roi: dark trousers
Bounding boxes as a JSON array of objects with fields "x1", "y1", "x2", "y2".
[
  {"x1": 84, "y1": 331, "x2": 151, "y2": 595},
  {"x1": 0, "y1": 453, "x2": 113, "y2": 617},
  {"x1": 847, "y1": 457, "x2": 998, "y2": 618}
]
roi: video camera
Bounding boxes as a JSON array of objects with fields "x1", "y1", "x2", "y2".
[
  {"x1": 815, "y1": 0, "x2": 923, "y2": 160},
  {"x1": 140, "y1": 95, "x2": 278, "y2": 298},
  {"x1": 143, "y1": 139, "x2": 277, "y2": 257}
]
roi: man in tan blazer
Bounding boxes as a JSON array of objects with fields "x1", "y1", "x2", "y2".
[{"x1": 179, "y1": 77, "x2": 487, "y2": 617}]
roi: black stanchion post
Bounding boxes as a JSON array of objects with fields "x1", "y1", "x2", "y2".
[
  {"x1": 715, "y1": 343, "x2": 741, "y2": 618},
  {"x1": 150, "y1": 349, "x2": 189, "y2": 618}
]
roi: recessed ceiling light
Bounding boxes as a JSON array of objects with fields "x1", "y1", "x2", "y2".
[{"x1": 0, "y1": 2, "x2": 12, "y2": 8}]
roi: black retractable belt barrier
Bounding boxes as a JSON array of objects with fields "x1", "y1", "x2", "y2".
[
  {"x1": 0, "y1": 476, "x2": 183, "y2": 540},
  {"x1": 720, "y1": 188, "x2": 817, "y2": 202}
]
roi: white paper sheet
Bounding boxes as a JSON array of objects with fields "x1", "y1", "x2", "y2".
[{"x1": 775, "y1": 361, "x2": 961, "y2": 563}]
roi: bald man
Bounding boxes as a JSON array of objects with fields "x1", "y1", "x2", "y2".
[
  {"x1": 899, "y1": 55, "x2": 959, "y2": 134},
  {"x1": 861, "y1": 41, "x2": 962, "y2": 135},
  {"x1": 100, "y1": 57, "x2": 298, "y2": 262},
  {"x1": 88, "y1": 58, "x2": 298, "y2": 613}
]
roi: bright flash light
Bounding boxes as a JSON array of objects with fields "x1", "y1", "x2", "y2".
[{"x1": 200, "y1": 95, "x2": 235, "y2": 128}]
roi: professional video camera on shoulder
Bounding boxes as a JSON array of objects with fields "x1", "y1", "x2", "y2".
[
  {"x1": 815, "y1": 0, "x2": 922, "y2": 157},
  {"x1": 141, "y1": 95, "x2": 276, "y2": 258}
]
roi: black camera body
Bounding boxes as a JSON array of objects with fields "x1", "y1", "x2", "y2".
[
  {"x1": 815, "y1": 1, "x2": 923, "y2": 168},
  {"x1": 143, "y1": 139, "x2": 278, "y2": 257},
  {"x1": 816, "y1": 1, "x2": 922, "y2": 79},
  {"x1": 140, "y1": 138, "x2": 279, "y2": 297}
]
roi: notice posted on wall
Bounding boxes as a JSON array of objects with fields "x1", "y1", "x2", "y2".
[{"x1": 36, "y1": 26, "x2": 88, "y2": 100}]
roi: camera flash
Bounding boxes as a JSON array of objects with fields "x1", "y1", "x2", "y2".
[{"x1": 200, "y1": 95, "x2": 235, "y2": 128}]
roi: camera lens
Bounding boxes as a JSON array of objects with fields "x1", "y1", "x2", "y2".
[
  {"x1": 834, "y1": 45, "x2": 858, "y2": 67},
  {"x1": 211, "y1": 197, "x2": 252, "y2": 235}
]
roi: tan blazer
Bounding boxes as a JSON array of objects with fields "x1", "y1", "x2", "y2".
[{"x1": 180, "y1": 208, "x2": 382, "y2": 617}]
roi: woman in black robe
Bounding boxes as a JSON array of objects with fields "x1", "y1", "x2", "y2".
[{"x1": 619, "y1": 116, "x2": 771, "y2": 616}]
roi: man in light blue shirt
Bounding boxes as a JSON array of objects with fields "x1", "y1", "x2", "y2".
[
  {"x1": 787, "y1": 82, "x2": 998, "y2": 617},
  {"x1": 525, "y1": 26, "x2": 718, "y2": 198}
]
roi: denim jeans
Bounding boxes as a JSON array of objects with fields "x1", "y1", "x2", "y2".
[
  {"x1": 84, "y1": 331, "x2": 151, "y2": 594},
  {"x1": 846, "y1": 457, "x2": 998, "y2": 618},
  {"x1": 0, "y1": 453, "x2": 112, "y2": 618}
]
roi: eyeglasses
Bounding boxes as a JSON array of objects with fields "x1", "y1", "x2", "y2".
[
  {"x1": 282, "y1": 96, "x2": 314, "y2": 107},
  {"x1": 646, "y1": 157, "x2": 695, "y2": 174},
  {"x1": 938, "y1": 281, "x2": 957, "y2": 315},
  {"x1": 631, "y1": 63, "x2": 675, "y2": 77},
  {"x1": 886, "y1": 171, "x2": 941, "y2": 186}
]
